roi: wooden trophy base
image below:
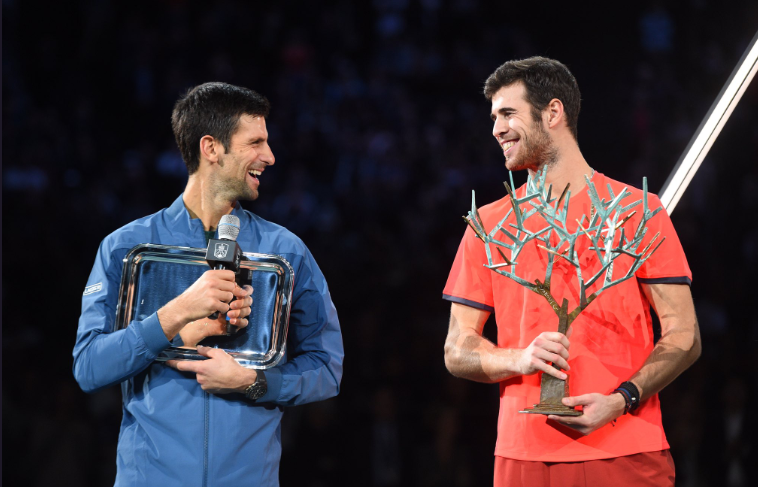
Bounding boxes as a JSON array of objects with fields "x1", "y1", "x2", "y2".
[
  {"x1": 520, "y1": 339, "x2": 582, "y2": 417},
  {"x1": 520, "y1": 403, "x2": 582, "y2": 416}
]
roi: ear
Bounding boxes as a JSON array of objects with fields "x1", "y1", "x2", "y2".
[
  {"x1": 199, "y1": 135, "x2": 223, "y2": 165},
  {"x1": 544, "y1": 98, "x2": 565, "y2": 130}
]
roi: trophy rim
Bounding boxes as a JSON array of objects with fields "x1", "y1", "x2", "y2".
[{"x1": 115, "y1": 243, "x2": 294, "y2": 369}]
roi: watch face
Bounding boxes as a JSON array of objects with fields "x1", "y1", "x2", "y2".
[{"x1": 246, "y1": 382, "x2": 267, "y2": 400}]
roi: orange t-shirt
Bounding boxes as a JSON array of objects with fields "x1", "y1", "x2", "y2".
[{"x1": 443, "y1": 172, "x2": 691, "y2": 462}]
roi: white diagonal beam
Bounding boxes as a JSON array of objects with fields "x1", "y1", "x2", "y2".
[{"x1": 660, "y1": 29, "x2": 758, "y2": 213}]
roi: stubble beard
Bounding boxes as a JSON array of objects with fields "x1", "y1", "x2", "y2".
[
  {"x1": 215, "y1": 155, "x2": 259, "y2": 203},
  {"x1": 505, "y1": 119, "x2": 558, "y2": 173},
  {"x1": 224, "y1": 179, "x2": 259, "y2": 202}
]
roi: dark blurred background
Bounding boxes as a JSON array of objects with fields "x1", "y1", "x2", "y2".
[{"x1": 3, "y1": 1, "x2": 757, "y2": 486}]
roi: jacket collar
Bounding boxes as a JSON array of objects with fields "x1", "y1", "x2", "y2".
[{"x1": 165, "y1": 194, "x2": 247, "y2": 236}]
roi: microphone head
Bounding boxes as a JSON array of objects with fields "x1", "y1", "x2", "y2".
[{"x1": 217, "y1": 214, "x2": 241, "y2": 241}]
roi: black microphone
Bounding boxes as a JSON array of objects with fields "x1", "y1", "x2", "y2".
[{"x1": 205, "y1": 214, "x2": 243, "y2": 333}]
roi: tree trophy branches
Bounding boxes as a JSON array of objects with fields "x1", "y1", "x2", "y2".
[{"x1": 463, "y1": 167, "x2": 665, "y2": 415}]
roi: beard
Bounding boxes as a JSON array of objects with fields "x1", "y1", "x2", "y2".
[
  {"x1": 213, "y1": 155, "x2": 259, "y2": 202},
  {"x1": 220, "y1": 177, "x2": 258, "y2": 202},
  {"x1": 505, "y1": 119, "x2": 558, "y2": 172}
]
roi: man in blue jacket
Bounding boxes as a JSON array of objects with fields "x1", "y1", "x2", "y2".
[{"x1": 74, "y1": 82, "x2": 344, "y2": 486}]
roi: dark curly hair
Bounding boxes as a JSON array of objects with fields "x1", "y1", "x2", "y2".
[{"x1": 484, "y1": 57, "x2": 581, "y2": 141}]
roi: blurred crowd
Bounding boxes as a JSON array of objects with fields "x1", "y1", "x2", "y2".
[{"x1": 3, "y1": 1, "x2": 757, "y2": 486}]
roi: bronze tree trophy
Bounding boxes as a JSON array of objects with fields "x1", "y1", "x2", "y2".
[{"x1": 464, "y1": 167, "x2": 664, "y2": 416}]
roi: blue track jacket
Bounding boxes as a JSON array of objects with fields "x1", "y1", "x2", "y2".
[{"x1": 73, "y1": 195, "x2": 344, "y2": 487}]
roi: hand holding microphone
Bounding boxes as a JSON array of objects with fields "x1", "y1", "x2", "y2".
[
  {"x1": 157, "y1": 214, "x2": 252, "y2": 342},
  {"x1": 205, "y1": 215, "x2": 244, "y2": 334},
  {"x1": 173, "y1": 277, "x2": 252, "y2": 346},
  {"x1": 157, "y1": 268, "x2": 239, "y2": 342}
]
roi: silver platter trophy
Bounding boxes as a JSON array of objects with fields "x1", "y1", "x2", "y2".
[{"x1": 115, "y1": 244, "x2": 294, "y2": 369}]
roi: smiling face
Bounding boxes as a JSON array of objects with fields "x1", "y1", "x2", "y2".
[
  {"x1": 213, "y1": 114, "x2": 275, "y2": 201},
  {"x1": 490, "y1": 82, "x2": 557, "y2": 172}
]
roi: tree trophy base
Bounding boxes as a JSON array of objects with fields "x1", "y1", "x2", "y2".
[
  {"x1": 519, "y1": 373, "x2": 582, "y2": 416},
  {"x1": 519, "y1": 299, "x2": 582, "y2": 417},
  {"x1": 520, "y1": 404, "x2": 582, "y2": 416}
]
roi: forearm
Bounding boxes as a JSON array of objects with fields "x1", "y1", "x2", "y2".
[
  {"x1": 259, "y1": 251, "x2": 344, "y2": 406},
  {"x1": 260, "y1": 309, "x2": 343, "y2": 406},
  {"x1": 444, "y1": 306, "x2": 526, "y2": 383},
  {"x1": 75, "y1": 244, "x2": 172, "y2": 392},
  {"x1": 444, "y1": 328, "x2": 522, "y2": 383},
  {"x1": 630, "y1": 324, "x2": 701, "y2": 400},
  {"x1": 264, "y1": 349, "x2": 343, "y2": 406},
  {"x1": 631, "y1": 283, "x2": 702, "y2": 401},
  {"x1": 548, "y1": 332, "x2": 697, "y2": 435},
  {"x1": 73, "y1": 312, "x2": 171, "y2": 392},
  {"x1": 156, "y1": 272, "x2": 238, "y2": 341},
  {"x1": 444, "y1": 303, "x2": 572, "y2": 384},
  {"x1": 157, "y1": 299, "x2": 193, "y2": 341}
]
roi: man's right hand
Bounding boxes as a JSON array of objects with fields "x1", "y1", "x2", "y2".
[
  {"x1": 445, "y1": 303, "x2": 573, "y2": 383},
  {"x1": 517, "y1": 331, "x2": 571, "y2": 380},
  {"x1": 157, "y1": 269, "x2": 238, "y2": 340}
]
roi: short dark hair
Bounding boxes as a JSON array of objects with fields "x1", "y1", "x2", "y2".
[
  {"x1": 484, "y1": 56, "x2": 581, "y2": 140},
  {"x1": 171, "y1": 82, "x2": 270, "y2": 174}
]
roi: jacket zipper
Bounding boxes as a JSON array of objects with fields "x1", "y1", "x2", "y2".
[{"x1": 203, "y1": 391, "x2": 209, "y2": 487}]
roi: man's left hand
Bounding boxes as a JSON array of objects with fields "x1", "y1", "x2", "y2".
[
  {"x1": 547, "y1": 393, "x2": 626, "y2": 435},
  {"x1": 177, "y1": 284, "x2": 254, "y2": 347},
  {"x1": 227, "y1": 284, "x2": 254, "y2": 327},
  {"x1": 166, "y1": 346, "x2": 257, "y2": 395}
]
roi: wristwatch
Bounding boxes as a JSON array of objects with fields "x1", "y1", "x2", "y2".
[{"x1": 243, "y1": 370, "x2": 267, "y2": 401}]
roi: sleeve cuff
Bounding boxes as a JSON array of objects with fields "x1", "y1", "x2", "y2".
[
  {"x1": 258, "y1": 367, "x2": 283, "y2": 403},
  {"x1": 637, "y1": 276, "x2": 692, "y2": 286},
  {"x1": 442, "y1": 294, "x2": 495, "y2": 312},
  {"x1": 134, "y1": 312, "x2": 172, "y2": 357}
]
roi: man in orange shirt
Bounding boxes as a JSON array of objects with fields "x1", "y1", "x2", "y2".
[{"x1": 442, "y1": 57, "x2": 701, "y2": 487}]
